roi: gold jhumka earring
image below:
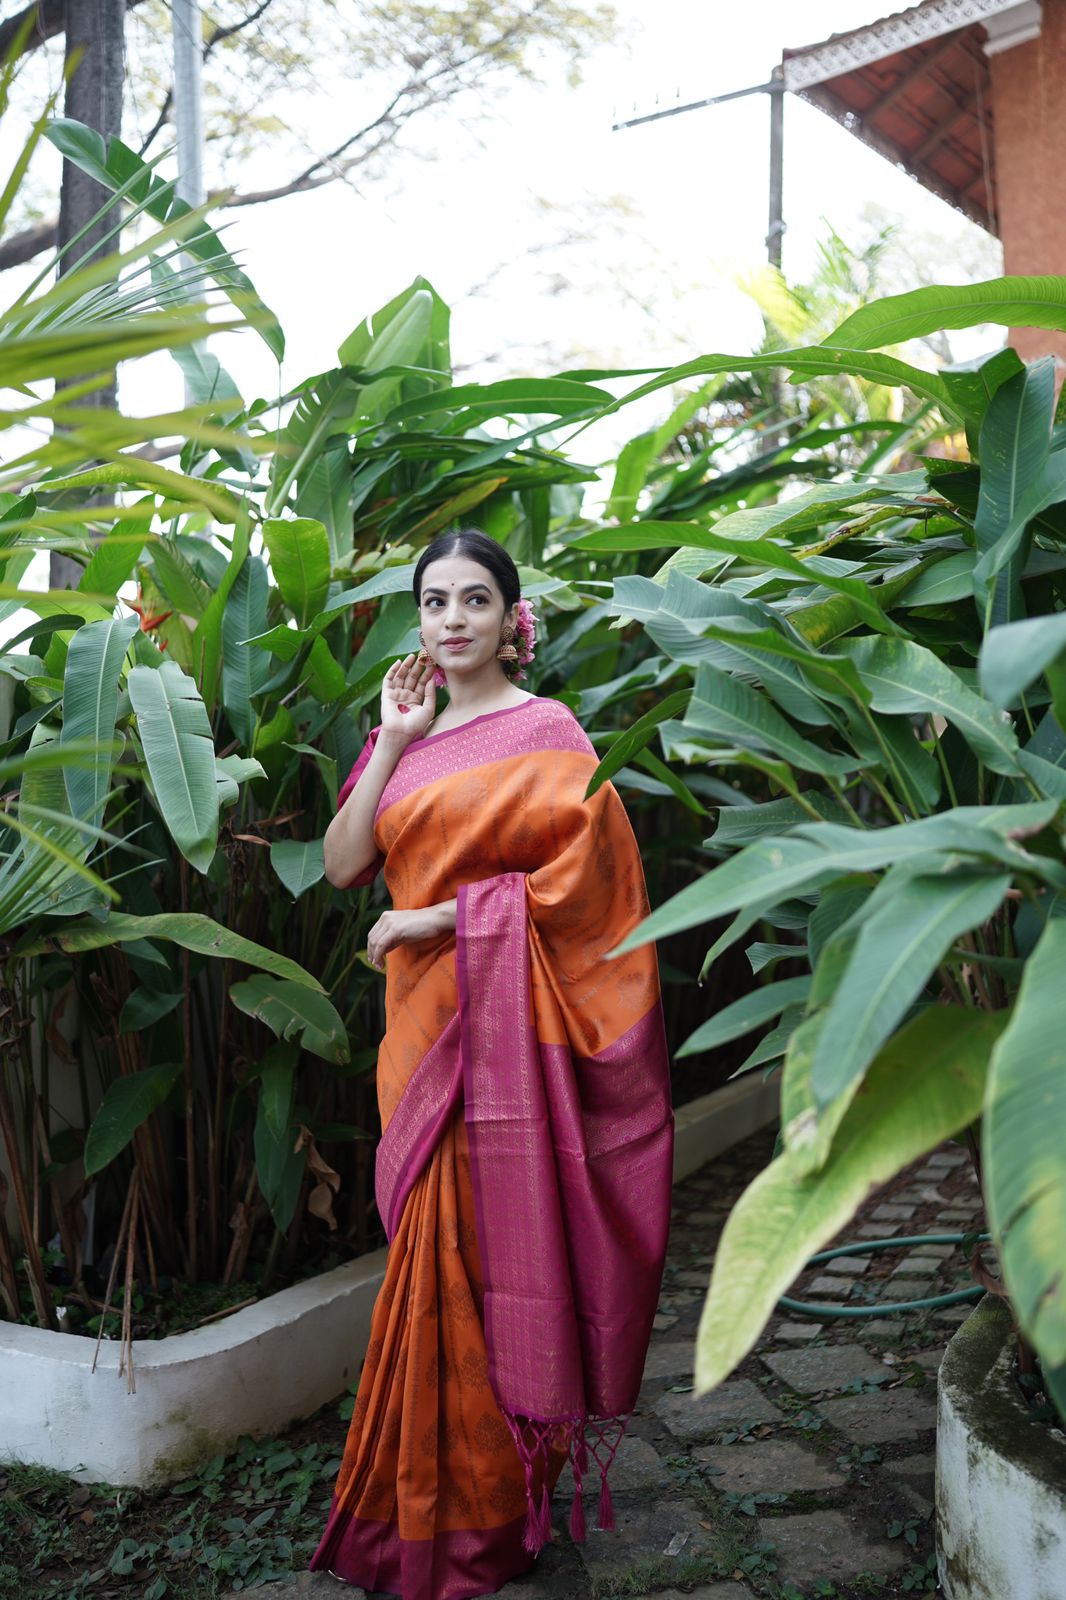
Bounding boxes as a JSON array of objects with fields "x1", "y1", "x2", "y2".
[{"x1": 496, "y1": 627, "x2": 518, "y2": 663}]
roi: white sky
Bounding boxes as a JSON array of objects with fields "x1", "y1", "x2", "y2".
[
  {"x1": 4, "y1": 0, "x2": 1005, "y2": 630},
  {"x1": 171, "y1": 0, "x2": 1000, "y2": 406}
]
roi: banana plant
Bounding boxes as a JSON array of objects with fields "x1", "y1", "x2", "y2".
[{"x1": 591, "y1": 282, "x2": 1066, "y2": 1424}]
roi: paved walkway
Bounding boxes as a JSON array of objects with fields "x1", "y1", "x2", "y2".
[{"x1": 242, "y1": 1123, "x2": 983, "y2": 1600}]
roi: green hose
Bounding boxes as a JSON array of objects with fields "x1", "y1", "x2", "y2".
[{"x1": 776, "y1": 1231, "x2": 990, "y2": 1319}]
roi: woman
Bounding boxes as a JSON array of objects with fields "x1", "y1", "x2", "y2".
[{"x1": 310, "y1": 530, "x2": 673, "y2": 1600}]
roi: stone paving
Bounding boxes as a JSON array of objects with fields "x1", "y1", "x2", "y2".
[{"x1": 236, "y1": 1125, "x2": 986, "y2": 1600}]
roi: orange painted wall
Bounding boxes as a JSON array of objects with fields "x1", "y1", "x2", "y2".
[{"x1": 990, "y1": 0, "x2": 1066, "y2": 364}]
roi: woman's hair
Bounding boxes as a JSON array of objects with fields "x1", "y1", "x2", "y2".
[{"x1": 412, "y1": 528, "x2": 520, "y2": 612}]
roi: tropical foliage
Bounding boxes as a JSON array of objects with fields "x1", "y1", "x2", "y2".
[
  {"x1": 592, "y1": 284, "x2": 1066, "y2": 1427},
  {"x1": 0, "y1": 112, "x2": 670, "y2": 1344},
  {"x1": 3, "y1": 76, "x2": 1065, "y2": 1449}
]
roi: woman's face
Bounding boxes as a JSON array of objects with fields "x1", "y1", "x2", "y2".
[{"x1": 419, "y1": 554, "x2": 517, "y2": 676}]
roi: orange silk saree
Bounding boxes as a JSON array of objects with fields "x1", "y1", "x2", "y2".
[{"x1": 310, "y1": 696, "x2": 673, "y2": 1600}]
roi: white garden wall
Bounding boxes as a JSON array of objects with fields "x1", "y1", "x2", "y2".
[{"x1": 0, "y1": 1071, "x2": 778, "y2": 1486}]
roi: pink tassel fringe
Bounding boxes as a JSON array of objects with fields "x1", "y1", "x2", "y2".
[
  {"x1": 508, "y1": 1410, "x2": 630, "y2": 1553},
  {"x1": 597, "y1": 1471, "x2": 616, "y2": 1531},
  {"x1": 569, "y1": 1485, "x2": 586, "y2": 1541}
]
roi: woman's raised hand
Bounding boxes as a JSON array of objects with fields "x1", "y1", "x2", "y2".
[{"x1": 381, "y1": 653, "x2": 437, "y2": 739}]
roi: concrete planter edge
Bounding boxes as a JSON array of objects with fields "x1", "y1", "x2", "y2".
[
  {"x1": 0, "y1": 1070, "x2": 778, "y2": 1486},
  {"x1": 936, "y1": 1293, "x2": 1066, "y2": 1600}
]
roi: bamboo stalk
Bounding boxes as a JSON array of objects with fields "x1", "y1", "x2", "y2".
[
  {"x1": 119, "y1": 1170, "x2": 140, "y2": 1394},
  {"x1": 0, "y1": 1172, "x2": 21, "y2": 1319},
  {"x1": 98, "y1": 954, "x2": 179, "y2": 1273},
  {"x1": 0, "y1": 1065, "x2": 57, "y2": 1330},
  {"x1": 179, "y1": 858, "x2": 198, "y2": 1281},
  {"x1": 207, "y1": 938, "x2": 231, "y2": 1277},
  {"x1": 30, "y1": 1106, "x2": 40, "y2": 1246},
  {"x1": 32, "y1": 1096, "x2": 85, "y2": 1299},
  {"x1": 195, "y1": 1293, "x2": 257, "y2": 1327},
  {"x1": 222, "y1": 1165, "x2": 257, "y2": 1286},
  {"x1": 91, "y1": 1170, "x2": 136, "y2": 1375}
]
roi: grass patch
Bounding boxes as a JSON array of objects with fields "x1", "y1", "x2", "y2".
[{"x1": 0, "y1": 1396, "x2": 351, "y2": 1598}]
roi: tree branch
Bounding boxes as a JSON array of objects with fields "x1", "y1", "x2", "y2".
[
  {"x1": 137, "y1": 0, "x2": 280, "y2": 158},
  {"x1": 0, "y1": 2, "x2": 602, "y2": 271},
  {"x1": 0, "y1": 0, "x2": 146, "y2": 62},
  {"x1": 0, "y1": 218, "x2": 57, "y2": 270}
]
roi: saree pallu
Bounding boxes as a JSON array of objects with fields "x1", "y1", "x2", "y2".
[{"x1": 311, "y1": 696, "x2": 673, "y2": 1600}]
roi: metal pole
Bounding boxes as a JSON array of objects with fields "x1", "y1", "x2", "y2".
[
  {"x1": 767, "y1": 66, "x2": 785, "y2": 268},
  {"x1": 613, "y1": 79, "x2": 777, "y2": 132},
  {"x1": 171, "y1": 0, "x2": 204, "y2": 404},
  {"x1": 171, "y1": 0, "x2": 204, "y2": 208}
]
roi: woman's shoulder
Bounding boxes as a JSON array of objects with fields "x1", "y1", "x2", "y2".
[
  {"x1": 527, "y1": 694, "x2": 580, "y2": 726},
  {"x1": 526, "y1": 695, "x2": 595, "y2": 751}
]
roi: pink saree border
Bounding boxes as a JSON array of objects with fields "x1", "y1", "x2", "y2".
[
  {"x1": 367, "y1": 698, "x2": 595, "y2": 818},
  {"x1": 311, "y1": 1500, "x2": 534, "y2": 1600},
  {"x1": 374, "y1": 1012, "x2": 463, "y2": 1242},
  {"x1": 455, "y1": 872, "x2": 673, "y2": 1550}
]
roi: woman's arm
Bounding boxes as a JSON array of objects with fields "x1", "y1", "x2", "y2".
[
  {"x1": 323, "y1": 729, "x2": 410, "y2": 888},
  {"x1": 365, "y1": 897, "x2": 457, "y2": 968},
  {"x1": 325, "y1": 653, "x2": 439, "y2": 888}
]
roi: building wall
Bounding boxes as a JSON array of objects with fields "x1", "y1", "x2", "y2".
[{"x1": 991, "y1": 0, "x2": 1066, "y2": 364}]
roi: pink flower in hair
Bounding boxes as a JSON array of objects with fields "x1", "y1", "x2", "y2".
[
  {"x1": 508, "y1": 596, "x2": 537, "y2": 681},
  {"x1": 514, "y1": 598, "x2": 536, "y2": 657}
]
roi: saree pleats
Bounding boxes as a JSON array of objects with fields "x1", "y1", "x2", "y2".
[
  {"x1": 313, "y1": 1112, "x2": 567, "y2": 1598},
  {"x1": 312, "y1": 699, "x2": 672, "y2": 1600}
]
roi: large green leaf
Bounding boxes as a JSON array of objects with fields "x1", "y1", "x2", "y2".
[
  {"x1": 215, "y1": 753, "x2": 266, "y2": 808},
  {"x1": 84, "y1": 1060, "x2": 182, "y2": 1176},
  {"x1": 824, "y1": 276, "x2": 1066, "y2": 354},
  {"x1": 128, "y1": 659, "x2": 218, "y2": 872},
  {"x1": 939, "y1": 347, "x2": 1027, "y2": 427},
  {"x1": 684, "y1": 662, "x2": 855, "y2": 779},
  {"x1": 297, "y1": 440, "x2": 353, "y2": 563},
  {"x1": 79, "y1": 497, "x2": 153, "y2": 600},
  {"x1": 984, "y1": 919, "x2": 1066, "y2": 1372},
  {"x1": 348, "y1": 591, "x2": 420, "y2": 686},
  {"x1": 60, "y1": 614, "x2": 138, "y2": 823},
  {"x1": 337, "y1": 284, "x2": 434, "y2": 421},
  {"x1": 694, "y1": 1006, "x2": 1003, "y2": 1393},
  {"x1": 222, "y1": 554, "x2": 271, "y2": 746},
  {"x1": 270, "y1": 839, "x2": 326, "y2": 899},
  {"x1": 835, "y1": 635, "x2": 1023, "y2": 776},
  {"x1": 979, "y1": 613, "x2": 1066, "y2": 710},
  {"x1": 43, "y1": 459, "x2": 242, "y2": 524},
  {"x1": 384, "y1": 375, "x2": 615, "y2": 427},
  {"x1": 972, "y1": 361, "x2": 1054, "y2": 624},
  {"x1": 149, "y1": 536, "x2": 213, "y2": 619},
  {"x1": 591, "y1": 519, "x2": 907, "y2": 636},
  {"x1": 196, "y1": 511, "x2": 251, "y2": 714},
  {"x1": 808, "y1": 871, "x2": 1011, "y2": 1110},
  {"x1": 565, "y1": 346, "x2": 952, "y2": 428},
  {"x1": 611, "y1": 835, "x2": 834, "y2": 952},
  {"x1": 261, "y1": 517, "x2": 331, "y2": 630},
  {"x1": 253, "y1": 1042, "x2": 304, "y2": 1231},
  {"x1": 266, "y1": 368, "x2": 363, "y2": 516},
  {"x1": 16, "y1": 910, "x2": 326, "y2": 990},
  {"x1": 677, "y1": 976, "x2": 812, "y2": 1057},
  {"x1": 12, "y1": 724, "x2": 115, "y2": 916},
  {"x1": 711, "y1": 793, "x2": 853, "y2": 848},
  {"x1": 613, "y1": 801, "x2": 1058, "y2": 953},
  {"x1": 44, "y1": 118, "x2": 284, "y2": 359},
  {"x1": 119, "y1": 987, "x2": 183, "y2": 1034},
  {"x1": 585, "y1": 691, "x2": 690, "y2": 796},
  {"x1": 845, "y1": 709, "x2": 941, "y2": 816},
  {"x1": 230, "y1": 974, "x2": 349, "y2": 1064}
]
